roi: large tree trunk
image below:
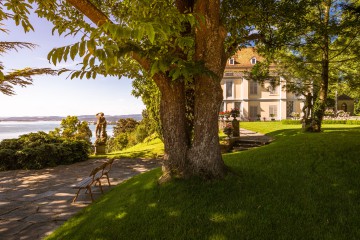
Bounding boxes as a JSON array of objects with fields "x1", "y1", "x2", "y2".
[
  {"x1": 188, "y1": 75, "x2": 226, "y2": 178},
  {"x1": 313, "y1": 57, "x2": 329, "y2": 132},
  {"x1": 154, "y1": 74, "x2": 190, "y2": 182},
  {"x1": 185, "y1": 0, "x2": 227, "y2": 178},
  {"x1": 312, "y1": 1, "x2": 331, "y2": 132}
]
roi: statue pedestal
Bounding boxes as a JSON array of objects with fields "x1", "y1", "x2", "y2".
[
  {"x1": 95, "y1": 145, "x2": 106, "y2": 155},
  {"x1": 232, "y1": 118, "x2": 239, "y2": 137}
]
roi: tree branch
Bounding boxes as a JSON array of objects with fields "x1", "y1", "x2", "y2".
[{"x1": 65, "y1": 0, "x2": 151, "y2": 71}]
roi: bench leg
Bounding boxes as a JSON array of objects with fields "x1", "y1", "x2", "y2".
[
  {"x1": 98, "y1": 180, "x2": 104, "y2": 193},
  {"x1": 73, "y1": 189, "x2": 82, "y2": 203},
  {"x1": 105, "y1": 173, "x2": 111, "y2": 186},
  {"x1": 87, "y1": 186, "x2": 94, "y2": 202}
]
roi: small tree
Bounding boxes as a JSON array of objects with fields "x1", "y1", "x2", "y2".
[{"x1": 50, "y1": 116, "x2": 92, "y2": 143}]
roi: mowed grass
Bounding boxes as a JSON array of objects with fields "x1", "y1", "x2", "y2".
[
  {"x1": 90, "y1": 138, "x2": 164, "y2": 159},
  {"x1": 47, "y1": 123, "x2": 360, "y2": 240}
]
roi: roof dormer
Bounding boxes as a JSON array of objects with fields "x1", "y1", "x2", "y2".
[{"x1": 250, "y1": 57, "x2": 257, "y2": 65}]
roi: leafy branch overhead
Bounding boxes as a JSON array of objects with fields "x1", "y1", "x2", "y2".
[
  {"x1": 0, "y1": 41, "x2": 66, "y2": 96},
  {"x1": 0, "y1": 2, "x2": 67, "y2": 96},
  {"x1": 0, "y1": 67, "x2": 62, "y2": 96}
]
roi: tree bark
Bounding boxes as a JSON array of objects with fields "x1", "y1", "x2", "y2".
[
  {"x1": 154, "y1": 74, "x2": 190, "y2": 182},
  {"x1": 185, "y1": 0, "x2": 227, "y2": 178},
  {"x1": 312, "y1": 1, "x2": 331, "y2": 132}
]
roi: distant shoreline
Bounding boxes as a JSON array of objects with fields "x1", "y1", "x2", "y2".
[{"x1": 0, "y1": 114, "x2": 142, "y2": 122}]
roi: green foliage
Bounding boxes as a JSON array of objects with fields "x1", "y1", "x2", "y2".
[
  {"x1": 2, "y1": 0, "x2": 34, "y2": 33},
  {"x1": 347, "y1": 119, "x2": 360, "y2": 125},
  {"x1": 50, "y1": 116, "x2": 92, "y2": 144},
  {"x1": 281, "y1": 119, "x2": 302, "y2": 125},
  {"x1": 107, "y1": 114, "x2": 157, "y2": 153},
  {"x1": 112, "y1": 118, "x2": 139, "y2": 136},
  {"x1": 260, "y1": 0, "x2": 360, "y2": 130},
  {"x1": 0, "y1": 4, "x2": 63, "y2": 95},
  {"x1": 46, "y1": 126, "x2": 360, "y2": 240},
  {"x1": 282, "y1": 118, "x2": 360, "y2": 126},
  {"x1": 0, "y1": 131, "x2": 90, "y2": 171},
  {"x1": 107, "y1": 133, "x2": 129, "y2": 152},
  {"x1": 322, "y1": 119, "x2": 347, "y2": 124}
]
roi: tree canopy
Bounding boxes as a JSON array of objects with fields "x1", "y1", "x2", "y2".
[
  {"x1": 257, "y1": 0, "x2": 360, "y2": 131},
  {"x1": 5, "y1": 0, "x2": 314, "y2": 180}
]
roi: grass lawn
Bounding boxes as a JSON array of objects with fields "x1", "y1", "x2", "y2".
[
  {"x1": 47, "y1": 123, "x2": 360, "y2": 240},
  {"x1": 89, "y1": 138, "x2": 164, "y2": 160}
]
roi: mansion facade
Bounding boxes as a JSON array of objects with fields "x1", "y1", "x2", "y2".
[{"x1": 221, "y1": 48, "x2": 304, "y2": 121}]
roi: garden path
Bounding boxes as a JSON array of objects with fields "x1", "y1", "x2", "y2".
[{"x1": 0, "y1": 158, "x2": 160, "y2": 240}]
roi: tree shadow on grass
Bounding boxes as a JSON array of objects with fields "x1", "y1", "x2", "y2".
[
  {"x1": 47, "y1": 159, "x2": 360, "y2": 240},
  {"x1": 46, "y1": 126, "x2": 360, "y2": 240}
]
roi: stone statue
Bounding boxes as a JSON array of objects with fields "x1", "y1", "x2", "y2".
[
  {"x1": 95, "y1": 112, "x2": 107, "y2": 139},
  {"x1": 302, "y1": 92, "x2": 313, "y2": 120},
  {"x1": 94, "y1": 112, "x2": 107, "y2": 155}
]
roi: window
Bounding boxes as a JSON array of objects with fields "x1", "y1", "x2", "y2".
[
  {"x1": 286, "y1": 101, "x2": 294, "y2": 117},
  {"x1": 226, "y1": 81, "x2": 233, "y2": 98},
  {"x1": 250, "y1": 106, "x2": 258, "y2": 118},
  {"x1": 251, "y1": 57, "x2": 256, "y2": 65},
  {"x1": 250, "y1": 81, "x2": 258, "y2": 95},
  {"x1": 229, "y1": 58, "x2": 235, "y2": 65},
  {"x1": 225, "y1": 72, "x2": 234, "y2": 76},
  {"x1": 269, "y1": 105, "x2": 278, "y2": 117}
]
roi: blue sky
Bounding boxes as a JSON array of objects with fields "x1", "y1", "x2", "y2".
[{"x1": 0, "y1": 11, "x2": 145, "y2": 117}]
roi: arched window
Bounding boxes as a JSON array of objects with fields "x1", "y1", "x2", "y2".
[{"x1": 251, "y1": 57, "x2": 256, "y2": 65}]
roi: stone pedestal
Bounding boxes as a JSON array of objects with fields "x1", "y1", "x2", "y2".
[
  {"x1": 232, "y1": 118, "x2": 240, "y2": 137},
  {"x1": 94, "y1": 145, "x2": 106, "y2": 155},
  {"x1": 302, "y1": 119, "x2": 314, "y2": 132}
]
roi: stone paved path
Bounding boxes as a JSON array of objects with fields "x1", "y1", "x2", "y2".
[
  {"x1": 0, "y1": 158, "x2": 161, "y2": 240},
  {"x1": 239, "y1": 128, "x2": 273, "y2": 143}
]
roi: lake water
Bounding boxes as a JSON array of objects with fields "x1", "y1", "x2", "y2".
[{"x1": 0, "y1": 121, "x2": 114, "y2": 143}]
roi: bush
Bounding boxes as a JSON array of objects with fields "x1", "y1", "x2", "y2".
[
  {"x1": 322, "y1": 119, "x2": 347, "y2": 124},
  {"x1": 281, "y1": 119, "x2": 360, "y2": 125},
  {"x1": 107, "y1": 133, "x2": 129, "y2": 152},
  {"x1": 0, "y1": 138, "x2": 23, "y2": 150},
  {"x1": 346, "y1": 120, "x2": 360, "y2": 125},
  {"x1": 0, "y1": 132, "x2": 90, "y2": 171},
  {"x1": 0, "y1": 149, "x2": 17, "y2": 171},
  {"x1": 281, "y1": 119, "x2": 302, "y2": 125}
]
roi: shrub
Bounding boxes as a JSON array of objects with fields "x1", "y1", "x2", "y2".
[
  {"x1": 281, "y1": 119, "x2": 360, "y2": 125},
  {"x1": 0, "y1": 138, "x2": 24, "y2": 150},
  {"x1": 0, "y1": 149, "x2": 17, "y2": 171},
  {"x1": 281, "y1": 119, "x2": 302, "y2": 125},
  {"x1": 346, "y1": 120, "x2": 360, "y2": 125},
  {"x1": 322, "y1": 119, "x2": 347, "y2": 124},
  {"x1": 107, "y1": 133, "x2": 129, "y2": 152},
  {"x1": 0, "y1": 132, "x2": 90, "y2": 171},
  {"x1": 134, "y1": 124, "x2": 149, "y2": 143}
]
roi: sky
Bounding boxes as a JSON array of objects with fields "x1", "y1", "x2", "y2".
[{"x1": 0, "y1": 10, "x2": 145, "y2": 117}]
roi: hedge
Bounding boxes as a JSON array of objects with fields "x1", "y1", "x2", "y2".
[
  {"x1": 0, "y1": 132, "x2": 91, "y2": 171},
  {"x1": 282, "y1": 119, "x2": 360, "y2": 125}
]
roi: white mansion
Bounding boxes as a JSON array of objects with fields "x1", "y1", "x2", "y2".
[{"x1": 220, "y1": 48, "x2": 304, "y2": 121}]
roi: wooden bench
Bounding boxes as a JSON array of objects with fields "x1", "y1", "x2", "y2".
[{"x1": 72, "y1": 159, "x2": 115, "y2": 203}]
